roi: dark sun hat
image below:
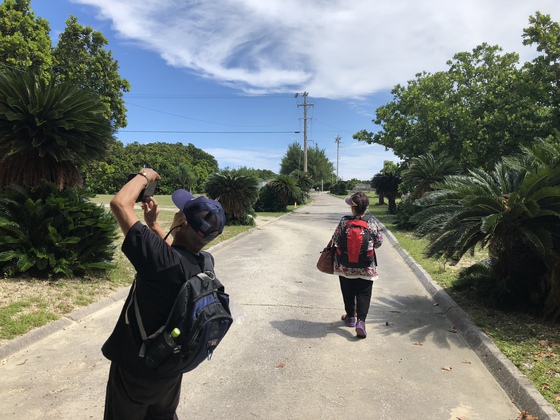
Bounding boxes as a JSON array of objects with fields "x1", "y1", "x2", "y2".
[{"x1": 171, "y1": 189, "x2": 226, "y2": 238}]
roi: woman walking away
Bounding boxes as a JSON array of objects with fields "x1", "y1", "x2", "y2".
[{"x1": 331, "y1": 192, "x2": 383, "y2": 338}]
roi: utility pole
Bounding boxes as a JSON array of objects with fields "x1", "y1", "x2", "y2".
[
  {"x1": 295, "y1": 92, "x2": 314, "y2": 172},
  {"x1": 335, "y1": 135, "x2": 341, "y2": 181}
]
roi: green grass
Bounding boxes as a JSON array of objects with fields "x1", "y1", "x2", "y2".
[
  {"x1": 367, "y1": 197, "x2": 559, "y2": 412},
  {"x1": 0, "y1": 299, "x2": 59, "y2": 339}
]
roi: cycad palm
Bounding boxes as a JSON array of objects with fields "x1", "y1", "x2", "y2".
[
  {"x1": 269, "y1": 174, "x2": 302, "y2": 206},
  {"x1": 290, "y1": 170, "x2": 313, "y2": 201},
  {"x1": 371, "y1": 171, "x2": 402, "y2": 214},
  {"x1": 402, "y1": 153, "x2": 461, "y2": 200},
  {"x1": 0, "y1": 70, "x2": 113, "y2": 190},
  {"x1": 204, "y1": 173, "x2": 259, "y2": 222},
  {"x1": 413, "y1": 161, "x2": 560, "y2": 317}
]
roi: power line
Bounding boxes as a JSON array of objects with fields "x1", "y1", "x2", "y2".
[
  {"x1": 125, "y1": 93, "x2": 294, "y2": 99},
  {"x1": 117, "y1": 130, "x2": 300, "y2": 134}
]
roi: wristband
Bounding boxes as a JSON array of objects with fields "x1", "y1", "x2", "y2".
[{"x1": 137, "y1": 171, "x2": 149, "y2": 186}]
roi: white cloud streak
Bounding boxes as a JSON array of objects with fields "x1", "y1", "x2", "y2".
[{"x1": 73, "y1": 0, "x2": 560, "y2": 99}]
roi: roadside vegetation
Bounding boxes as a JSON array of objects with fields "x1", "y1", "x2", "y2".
[
  {"x1": 367, "y1": 196, "x2": 560, "y2": 413},
  {"x1": 0, "y1": 197, "x2": 289, "y2": 346}
]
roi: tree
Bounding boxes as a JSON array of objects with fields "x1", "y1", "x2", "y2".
[
  {"x1": 0, "y1": 70, "x2": 113, "y2": 190},
  {"x1": 371, "y1": 161, "x2": 399, "y2": 205},
  {"x1": 290, "y1": 169, "x2": 313, "y2": 202},
  {"x1": 204, "y1": 172, "x2": 259, "y2": 225},
  {"x1": 412, "y1": 158, "x2": 560, "y2": 318},
  {"x1": 522, "y1": 12, "x2": 560, "y2": 134},
  {"x1": 114, "y1": 142, "x2": 219, "y2": 194},
  {"x1": 306, "y1": 144, "x2": 335, "y2": 185},
  {"x1": 268, "y1": 175, "x2": 302, "y2": 207},
  {"x1": 53, "y1": 16, "x2": 130, "y2": 129},
  {"x1": 0, "y1": 2, "x2": 130, "y2": 130},
  {"x1": 171, "y1": 163, "x2": 198, "y2": 192},
  {"x1": 371, "y1": 162, "x2": 402, "y2": 214},
  {"x1": 280, "y1": 142, "x2": 334, "y2": 183},
  {"x1": 355, "y1": 43, "x2": 544, "y2": 170},
  {"x1": 0, "y1": 0, "x2": 52, "y2": 76},
  {"x1": 84, "y1": 140, "x2": 134, "y2": 194},
  {"x1": 401, "y1": 153, "x2": 461, "y2": 200}
]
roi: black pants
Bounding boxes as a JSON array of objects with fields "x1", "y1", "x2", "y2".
[
  {"x1": 104, "y1": 362, "x2": 183, "y2": 420},
  {"x1": 339, "y1": 276, "x2": 373, "y2": 321}
]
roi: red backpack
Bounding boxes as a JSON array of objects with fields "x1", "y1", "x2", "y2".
[{"x1": 336, "y1": 215, "x2": 376, "y2": 268}]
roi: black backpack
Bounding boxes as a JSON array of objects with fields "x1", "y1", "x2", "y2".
[
  {"x1": 133, "y1": 248, "x2": 233, "y2": 375},
  {"x1": 336, "y1": 214, "x2": 376, "y2": 268}
]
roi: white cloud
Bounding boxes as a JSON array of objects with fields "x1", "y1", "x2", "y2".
[
  {"x1": 332, "y1": 142, "x2": 400, "y2": 181},
  {"x1": 205, "y1": 147, "x2": 285, "y2": 173},
  {"x1": 73, "y1": 0, "x2": 560, "y2": 99}
]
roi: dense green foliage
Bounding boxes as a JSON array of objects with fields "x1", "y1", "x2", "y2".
[
  {"x1": 329, "y1": 182, "x2": 349, "y2": 195},
  {"x1": 254, "y1": 184, "x2": 286, "y2": 212},
  {"x1": 0, "y1": 184, "x2": 117, "y2": 278},
  {"x1": 84, "y1": 141, "x2": 219, "y2": 194},
  {"x1": 0, "y1": 0, "x2": 129, "y2": 129},
  {"x1": 0, "y1": 69, "x2": 113, "y2": 190},
  {"x1": 0, "y1": 0, "x2": 52, "y2": 75}
]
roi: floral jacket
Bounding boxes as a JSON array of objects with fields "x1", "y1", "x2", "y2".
[{"x1": 331, "y1": 213, "x2": 383, "y2": 280}]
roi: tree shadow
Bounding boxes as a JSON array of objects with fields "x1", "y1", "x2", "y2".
[
  {"x1": 368, "y1": 294, "x2": 467, "y2": 349},
  {"x1": 269, "y1": 293, "x2": 471, "y2": 350}
]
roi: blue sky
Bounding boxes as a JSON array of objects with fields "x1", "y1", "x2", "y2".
[{"x1": 29, "y1": 0, "x2": 560, "y2": 181}]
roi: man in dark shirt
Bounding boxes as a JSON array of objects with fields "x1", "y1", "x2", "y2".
[{"x1": 102, "y1": 168, "x2": 225, "y2": 420}]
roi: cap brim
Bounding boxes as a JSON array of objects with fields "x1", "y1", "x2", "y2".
[
  {"x1": 344, "y1": 196, "x2": 353, "y2": 206},
  {"x1": 172, "y1": 189, "x2": 195, "y2": 211}
]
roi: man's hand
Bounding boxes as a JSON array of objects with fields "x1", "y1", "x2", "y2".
[
  {"x1": 142, "y1": 197, "x2": 160, "y2": 228},
  {"x1": 110, "y1": 168, "x2": 161, "y2": 236}
]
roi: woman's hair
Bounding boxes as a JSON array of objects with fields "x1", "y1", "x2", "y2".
[{"x1": 351, "y1": 192, "x2": 369, "y2": 215}]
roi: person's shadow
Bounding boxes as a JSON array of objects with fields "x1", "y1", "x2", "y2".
[{"x1": 270, "y1": 318, "x2": 363, "y2": 342}]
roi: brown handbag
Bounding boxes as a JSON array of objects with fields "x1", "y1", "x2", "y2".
[{"x1": 316, "y1": 242, "x2": 335, "y2": 274}]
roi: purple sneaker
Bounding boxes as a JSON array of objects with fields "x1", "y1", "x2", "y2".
[
  {"x1": 341, "y1": 314, "x2": 356, "y2": 327},
  {"x1": 356, "y1": 320, "x2": 367, "y2": 338}
]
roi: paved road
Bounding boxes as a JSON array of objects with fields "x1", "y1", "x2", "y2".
[{"x1": 0, "y1": 192, "x2": 547, "y2": 419}]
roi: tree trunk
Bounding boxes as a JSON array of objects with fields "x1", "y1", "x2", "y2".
[{"x1": 388, "y1": 196, "x2": 397, "y2": 214}]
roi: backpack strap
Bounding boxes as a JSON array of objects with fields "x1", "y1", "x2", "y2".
[{"x1": 130, "y1": 247, "x2": 212, "y2": 358}]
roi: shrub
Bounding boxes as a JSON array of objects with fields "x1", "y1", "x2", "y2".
[
  {"x1": 0, "y1": 185, "x2": 117, "y2": 278},
  {"x1": 254, "y1": 184, "x2": 287, "y2": 212},
  {"x1": 329, "y1": 182, "x2": 347, "y2": 195},
  {"x1": 394, "y1": 198, "x2": 422, "y2": 230}
]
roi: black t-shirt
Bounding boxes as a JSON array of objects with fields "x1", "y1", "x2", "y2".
[{"x1": 101, "y1": 221, "x2": 206, "y2": 377}]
